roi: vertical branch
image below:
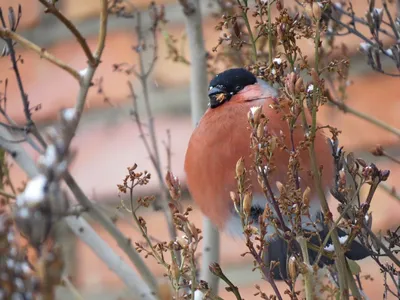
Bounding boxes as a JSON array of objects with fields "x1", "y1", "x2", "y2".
[
  {"x1": 94, "y1": 0, "x2": 108, "y2": 60},
  {"x1": 178, "y1": 0, "x2": 221, "y2": 297},
  {"x1": 397, "y1": 0, "x2": 400, "y2": 19},
  {"x1": 307, "y1": 20, "x2": 352, "y2": 298},
  {"x1": 267, "y1": 0, "x2": 273, "y2": 65},
  {"x1": 236, "y1": 0, "x2": 257, "y2": 62},
  {"x1": 131, "y1": 7, "x2": 178, "y2": 247},
  {"x1": 306, "y1": 18, "x2": 360, "y2": 300}
]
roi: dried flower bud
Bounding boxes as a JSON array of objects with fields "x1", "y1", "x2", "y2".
[
  {"x1": 236, "y1": 157, "x2": 245, "y2": 177},
  {"x1": 243, "y1": 191, "x2": 253, "y2": 216},
  {"x1": 250, "y1": 106, "x2": 263, "y2": 124},
  {"x1": 285, "y1": 72, "x2": 296, "y2": 94},
  {"x1": 276, "y1": 181, "x2": 285, "y2": 194},
  {"x1": 371, "y1": 144, "x2": 384, "y2": 156},
  {"x1": 209, "y1": 263, "x2": 223, "y2": 276},
  {"x1": 304, "y1": 3, "x2": 313, "y2": 19},
  {"x1": 356, "y1": 158, "x2": 367, "y2": 167},
  {"x1": 276, "y1": 0, "x2": 283, "y2": 11},
  {"x1": 188, "y1": 222, "x2": 198, "y2": 241},
  {"x1": 269, "y1": 136, "x2": 277, "y2": 153},
  {"x1": 165, "y1": 171, "x2": 181, "y2": 200},
  {"x1": 230, "y1": 191, "x2": 239, "y2": 206},
  {"x1": 176, "y1": 236, "x2": 188, "y2": 248},
  {"x1": 277, "y1": 23, "x2": 284, "y2": 40},
  {"x1": 302, "y1": 186, "x2": 311, "y2": 207},
  {"x1": 339, "y1": 169, "x2": 346, "y2": 186},
  {"x1": 312, "y1": 2, "x2": 322, "y2": 21},
  {"x1": 288, "y1": 256, "x2": 298, "y2": 280},
  {"x1": 295, "y1": 77, "x2": 304, "y2": 93},
  {"x1": 380, "y1": 169, "x2": 390, "y2": 181},
  {"x1": 256, "y1": 123, "x2": 265, "y2": 138}
]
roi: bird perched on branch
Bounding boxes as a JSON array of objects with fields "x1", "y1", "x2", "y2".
[{"x1": 184, "y1": 68, "x2": 370, "y2": 279}]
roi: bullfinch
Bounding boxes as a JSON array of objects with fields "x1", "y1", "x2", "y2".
[{"x1": 184, "y1": 68, "x2": 370, "y2": 279}]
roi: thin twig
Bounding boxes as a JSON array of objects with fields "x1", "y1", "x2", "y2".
[
  {"x1": 0, "y1": 28, "x2": 80, "y2": 81},
  {"x1": 383, "y1": 0, "x2": 400, "y2": 40},
  {"x1": 237, "y1": 0, "x2": 257, "y2": 62},
  {"x1": 131, "y1": 9, "x2": 178, "y2": 248},
  {"x1": 363, "y1": 225, "x2": 400, "y2": 268},
  {"x1": 38, "y1": 0, "x2": 96, "y2": 66},
  {"x1": 63, "y1": 172, "x2": 160, "y2": 293},
  {"x1": 209, "y1": 263, "x2": 242, "y2": 300},
  {"x1": 0, "y1": 26, "x2": 30, "y2": 121},
  {"x1": 0, "y1": 12, "x2": 47, "y2": 152},
  {"x1": 327, "y1": 93, "x2": 400, "y2": 139},
  {"x1": 94, "y1": 0, "x2": 108, "y2": 60},
  {"x1": 379, "y1": 182, "x2": 400, "y2": 202},
  {"x1": 62, "y1": 276, "x2": 85, "y2": 300}
]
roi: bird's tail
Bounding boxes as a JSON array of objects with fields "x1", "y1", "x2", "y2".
[{"x1": 266, "y1": 228, "x2": 370, "y2": 280}]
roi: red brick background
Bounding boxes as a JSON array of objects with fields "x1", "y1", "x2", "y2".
[{"x1": 2, "y1": 0, "x2": 400, "y2": 299}]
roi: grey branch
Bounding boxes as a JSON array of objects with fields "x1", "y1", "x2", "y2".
[
  {"x1": 179, "y1": 0, "x2": 221, "y2": 297},
  {"x1": 0, "y1": 126, "x2": 155, "y2": 298}
]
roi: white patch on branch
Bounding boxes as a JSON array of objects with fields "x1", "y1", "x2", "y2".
[
  {"x1": 62, "y1": 108, "x2": 77, "y2": 122},
  {"x1": 18, "y1": 175, "x2": 47, "y2": 206}
]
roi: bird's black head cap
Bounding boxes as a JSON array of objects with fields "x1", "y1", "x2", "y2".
[{"x1": 208, "y1": 68, "x2": 257, "y2": 109}]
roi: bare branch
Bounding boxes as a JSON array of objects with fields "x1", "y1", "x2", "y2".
[
  {"x1": 37, "y1": 0, "x2": 96, "y2": 66},
  {"x1": 179, "y1": 0, "x2": 221, "y2": 296},
  {"x1": 326, "y1": 89, "x2": 400, "y2": 139},
  {"x1": 0, "y1": 28, "x2": 80, "y2": 80}
]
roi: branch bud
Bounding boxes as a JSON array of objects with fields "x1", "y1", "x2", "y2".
[
  {"x1": 236, "y1": 157, "x2": 245, "y2": 177},
  {"x1": 243, "y1": 191, "x2": 253, "y2": 216},
  {"x1": 230, "y1": 191, "x2": 240, "y2": 207},
  {"x1": 288, "y1": 256, "x2": 298, "y2": 280},
  {"x1": 312, "y1": 2, "x2": 322, "y2": 21},
  {"x1": 295, "y1": 77, "x2": 304, "y2": 93},
  {"x1": 302, "y1": 186, "x2": 311, "y2": 207}
]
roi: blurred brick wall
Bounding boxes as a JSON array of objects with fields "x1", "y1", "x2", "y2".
[{"x1": 2, "y1": 1, "x2": 400, "y2": 299}]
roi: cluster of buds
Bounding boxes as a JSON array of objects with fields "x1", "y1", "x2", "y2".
[
  {"x1": 165, "y1": 171, "x2": 181, "y2": 201},
  {"x1": 0, "y1": 209, "x2": 39, "y2": 299},
  {"x1": 117, "y1": 164, "x2": 152, "y2": 193},
  {"x1": 304, "y1": 1, "x2": 322, "y2": 22},
  {"x1": 284, "y1": 72, "x2": 304, "y2": 96},
  {"x1": 169, "y1": 210, "x2": 202, "y2": 290},
  {"x1": 360, "y1": 162, "x2": 390, "y2": 186},
  {"x1": 247, "y1": 106, "x2": 280, "y2": 175},
  {"x1": 14, "y1": 108, "x2": 77, "y2": 249}
]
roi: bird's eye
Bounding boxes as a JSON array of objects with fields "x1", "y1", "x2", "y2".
[{"x1": 235, "y1": 85, "x2": 242, "y2": 92}]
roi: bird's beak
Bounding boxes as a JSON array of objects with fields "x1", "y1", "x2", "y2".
[
  {"x1": 208, "y1": 86, "x2": 229, "y2": 109},
  {"x1": 208, "y1": 86, "x2": 224, "y2": 97}
]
